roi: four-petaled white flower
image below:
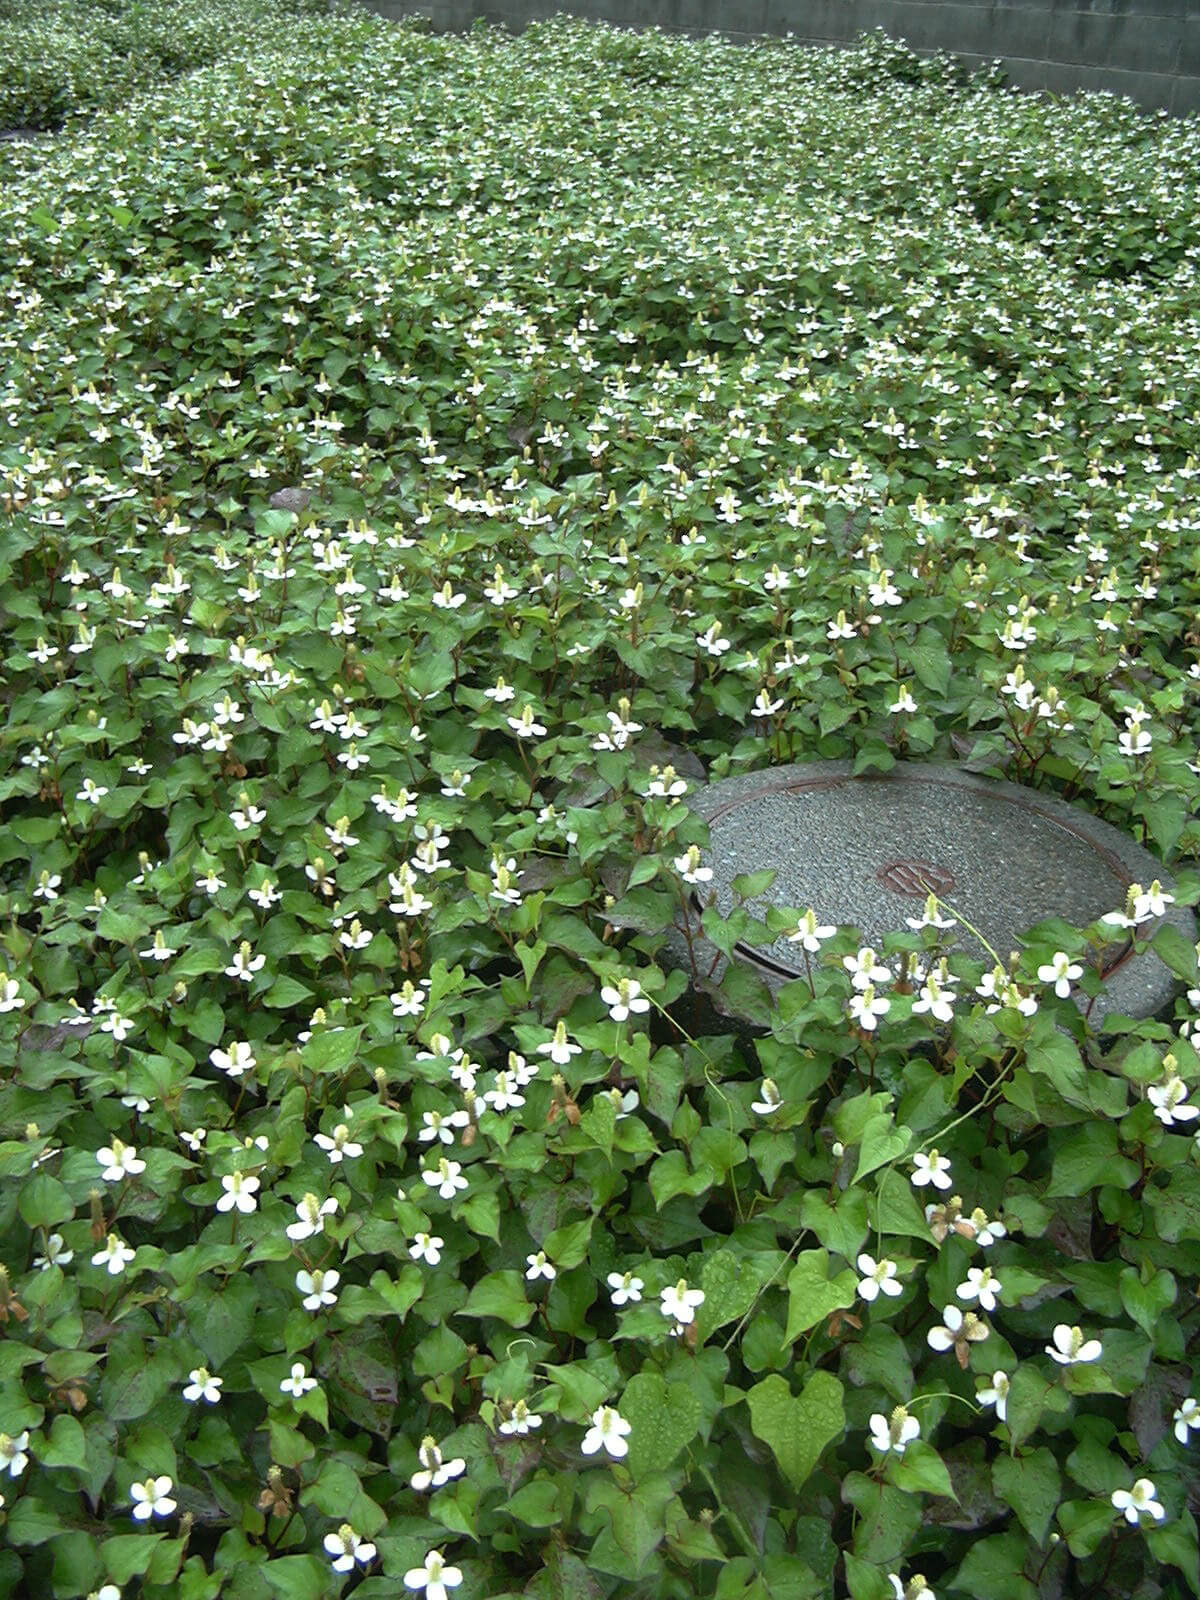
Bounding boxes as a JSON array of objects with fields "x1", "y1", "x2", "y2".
[
  {"x1": 1045, "y1": 1324, "x2": 1102, "y2": 1365},
  {"x1": 286, "y1": 1193, "x2": 339, "y2": 1241},
  {"x1": 224, "y1": 942, "x2": 266, "y2": 982},
  {"x1": 423, "y1": 1158, "x2": 469, "y2": 1200},
  {"x1": 928, "y1": 1303, "x2": 990, "y2": 1366},
  {"x1": 412, "y1": 1436, "x2": 467, "y2": 1492},
  {"x1": 217, "y1": 1172, "x2": 260, "y2": 1215},
  {"x1": 1173, "y1": 1397, "x2": 1200, "y2": 1444},
  {"x1": 410, "y1": 1232, "x2": 444, "y2": 1266},
  {"x1": 957, "y1": 1266, "x2": 1002, "y2": 1312},
  {"x1": 130, "y1": 1475, "x2": 176, "y2": 1520},
  {"x1": 0, "y1": 1431, "x2": 30, "y2": 1478},
  {"x1": 507, "y1": 705, "x2": 547, "y2": 739},
  {"x1": 280, "y1": 1362, "x2": 318, "y2": 1398},
  {"x1": 96, "y1": 1138, "x2": 146, "y2": 1182},
  {"x1": 660, "y1": 1279, "x2": 705, "y2": 1325},
  {"x1": 296, "y1": 1268, "x2": 340, "y2": 1311},
  {"x1": 977, "y1": 1371, "x2": 1010, "y2": 1422},
  {"x1": 787, "y1": 909, "x2": 836, "y2": 951},
  {"x1": 607, "y1": 1271, "x2": 644, "y2": 1306},
  {"x1": 1037, "y1": 951, "x2": 1083, "y2": 998},
  {"x1": 857, "y1": 1254, "x2": 902, "y2": 1302},
  {"x1": 182, "y1": 1367, "x2": 223, "y2": 1404},
  {"x1": 1149, "y1": 1074, "x2": 1198, "y2": 1127},
  {"x1": 582, "y1": 1405, "x2": 632, "y2": 1459},
  {"x1": 845, "y1": 947, "x2": 892, "y2": 990},
  {"x1": 911, "y1": 1150, "x2": 952, "y2": 1190},
  {"x1": 848, "y1": 984, "x2": 890, "y2": 1030},
  {"x1": 315, "y1": 1121, "x2": 364, "y2": 1161},
  {"x1": 1111, "y1": 1478, "x2": 1166, "y2": 1526},
  {"x1": 404, "y1": 1548, "x2": 463, "y2": 1600},
  {"x1": 92, "y1": 1233, "x2": 136, "y2": 1275},
  {"x1": 537, "y1": 1020, "x2": 582, "y2": 1065},
  {"x1": 497, "y1": 1399, "x2": 542, "y2": 1436},
  {"x1": 601, "y1": 976, "x2": 650, "y2": 1023},
  {"x1": 751, "y1": 1077, "x2": 784, "y2": 1116},
  {"x1": 869, "y1": 1406, "x2": 920, "y2": 1456},
  {"x1": 326, "y1": 1524, "x2": 378, "y2": 1572},
  {"x1": 525, "y1": 1250, "x2": 556, "y2": 1282},
  {"x1": 889, "y1": 1575, "x2": 936, "y2": 1600},
  {"x1": 674, "y1": 845, "x2": 713, "y2": 885},
  {"x1": 33, "y1": 1233, "x2": 73, "y2": 1271}
]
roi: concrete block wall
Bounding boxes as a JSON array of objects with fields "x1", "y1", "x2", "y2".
[{"x1": 358, "y1": 0, "x2": 1200, "y2": 113}]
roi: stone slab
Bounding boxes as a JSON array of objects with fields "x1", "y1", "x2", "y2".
[{"x1": 664, "y1": 761, "x2": 1194, "y2": 1028}]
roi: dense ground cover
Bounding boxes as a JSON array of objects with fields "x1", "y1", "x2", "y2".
[{"x1": 1, "y1": 6, "x2": 1200, "y2": 1597}]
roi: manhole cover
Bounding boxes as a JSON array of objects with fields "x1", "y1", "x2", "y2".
[{"x1": 668, "y1": 761, "x2": 1194, "y2": 1026}]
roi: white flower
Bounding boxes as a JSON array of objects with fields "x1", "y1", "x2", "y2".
[
  {"x1": 537, "y1": 1021, "x2": 582, "y2": 1065},
  {"x1": 96, "y1": 1139, "x2": 146, "y2": 1182},
  {"x1": 419, "y1": 1109, "x2": 470, "y2": 1145},
  {"x1": 1037, "y1": 951, "x2": 1083, "y2": 998},
  {"x1": 1148, "y1": 1075, "x2": 1199, "y2": 1127},
  {"x1": 607, "y1": 1271, "x2": 644, "y2": 1306},
  {"x1": 423, "y1": 1159, "x2": 468, "y2": 1200},
  {"x1": 957, "y1": 1266, "x2": 1002, "y2": 1312},
  {"x1": 507, "y1": 705, "x2": 547, "y2": 738},
  {"x1": 76, "y1": 778, "x2": 109, "y2": 804},
  {"x1": 314, "y1": 1123, "x2": 364, "y2": 1162},
  {"x1": 582, "y1": 1405, "x2": 632, "y2": 1460},
  {"x1": 1172, "y1": 1397, "x2": 1200, "y2": 1443},
  {"x1": 286, "y1": 1193, "x2": 338, "y2": 1241},
  {"x1": 525, "y1": 1251, "x2": 556, "y2": 1282},
  {"x1": 296, "y1": 1268, "x2": 340, "y2": 1311},
  {"x1": 786, "y1": 910, "x2": 836, "y2": 951},
  {"x1": 905, "y1": 893, "x2": 956, "y2": 931},
  {"x1": 0, "y1": 1431, "x2": 30, "y2": 1477},
  {"x1": 224, "y1": 942, "x2": 266, "y2": 982},
  {"x1": 844, "y1": 947, "x2": 891, "y2": 990},
  {"x1": 409, "y1": 1233, "x2": 444, "y2": 1266},
  {"x1": 869, "y1": 1407, "x2": 919, "y2": 1456},
  {"x1": 33, "y1": 1233, "x2": 73, "y2": 1270},
  {"x1": 660, "y1": 1279, "x2": 705, "y2": 1325},
  {"x1": 411, "y1": 1436, "x2": 467, "y2": 1491},
  {"x1": 1134, "y1": 880, "x2": 1174, "y2": 920},
  {"x1": 912, "y1": 976, "x2": 956, "y2": 1023},
  {"x1": 403, "y1": 1548, "x2": 463, "y2": 1600},
  {"x1": 848, "y1": 985, "x2": 890, "y2": 1030},
  {"x1": 390, "y1": 981, "x2": 428, "y2": 1018},
  {"x1": 130, "y1": 1475, "x2": 176, "y2": 1520},
  {"x1": 857, "y1": 1254, "x2": 902, "y2": 1302},
  {"x1": 910, "y1": 1150, "x2": 952, "y2": 1190},
  {"x1": 497, "y1": 1399, "x2": 542, "y2": 1436},
  {"x1": 0, "y1": 977, "x2": 26, "y2": 1013},
  {"x1": 210, "y1": 1040, "x2": 257, "y2": 1079},
  {"x1": 889, "y1": 1575, "x2": 935, "y2": 1600},
  {"x1": 674, "y1": 845, "x2": 713, "y2": 885},
  {"x1": 484, "y1": 676, "x2": 516, "y2": 703},
  {"x1": 92, "y1": 1233, "x2": 136, "y2": 1275},
  {"x1": 217, "y1": 1172, "x2": 260, "y2": 1215},
  {"x1": 1046, "y1": 1324, "x2": 1103, "y2": 1365},
  {"x1": 182, "y1": 1367, "x2": 223, "y2": 1404},
  {"x1": 1111, "y1": 1478, "x2": 1166, "y2": 1526},
  {"x1": 750, "y1": 1077, "x2": 784, "y2": 1116},
  {"x1": 325, "y1": 1524, "x2": 378, "y2": 1572},
  {"x1": 600, "y1": 976, "x2": 650, "y2": 1023},
  {"x1": 977, "y1": 1371, "x2": 1010, "y2": 1422},
  {"x1": 928, "y1": 1303, "x2": 990, "y2": 1356},
  {"x1": 280, "y1": 1362, "x2": 318, "y2": 1398},
  {"x1": 889, "y1": 685, "x2": 918, "y2": 714}
]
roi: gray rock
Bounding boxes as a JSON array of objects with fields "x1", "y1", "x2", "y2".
[{"x1": 268, "y1": 486, "x2": 315, "y2": 513}]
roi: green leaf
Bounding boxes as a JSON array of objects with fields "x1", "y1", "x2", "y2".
[
  {"x1": 1118, "y1": 1265, "x2": 1176, "y2": 1334},
  {"x1": 1047, "y1": 1122, "x2": 1140, "y2": 1197},
  {"x1": 889, "y1": 1440, "x2": 956, "y2": 1500},
  {"x1": 697, "y1": 1247, "x2": 771, "y2": 1340},
  {"x1": 37, "y1": 1412, "x2": 87, "y2": 1472},
  {"x1": 909, "y1": 625, "x2": 952, "y2": 694},
  {"x1": 18, "y1": 1171, "x2": 74, "y2": 1229},
  {"x1": 621, "y1": 1371, "x2": 702, "y2": 1479},
  {"x1": 992, "y1": 1448, "x2": 1060, "y2": 1545},
  {"x1": 784, "y1": 1250, "x2": 857, "y2": 1342},
  {"x1": 103, "y1": 1535, "x2": 166, "y2": 1584},
  {"x1": 853, "y1": 1112, "x2": 913, "y2": 1182},
  {"x1": 950, "y1": 1531, "x2": 1040, "y2": 1599},
  {"x1": 745, "y1": 1371, "x2": 844, "y2": 1490},
  {"x1": 460, "y1": 1270, "x2": 535, "y2": 1328}
]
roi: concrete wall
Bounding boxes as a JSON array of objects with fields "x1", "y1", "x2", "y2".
[{"x1": 357, "y1": 0, "x2": 1200, "y2": 114}]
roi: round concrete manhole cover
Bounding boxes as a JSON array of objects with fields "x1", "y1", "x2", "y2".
[{"x1": 672, "y1": 761, "x2": 1194, "y2": 1025}]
